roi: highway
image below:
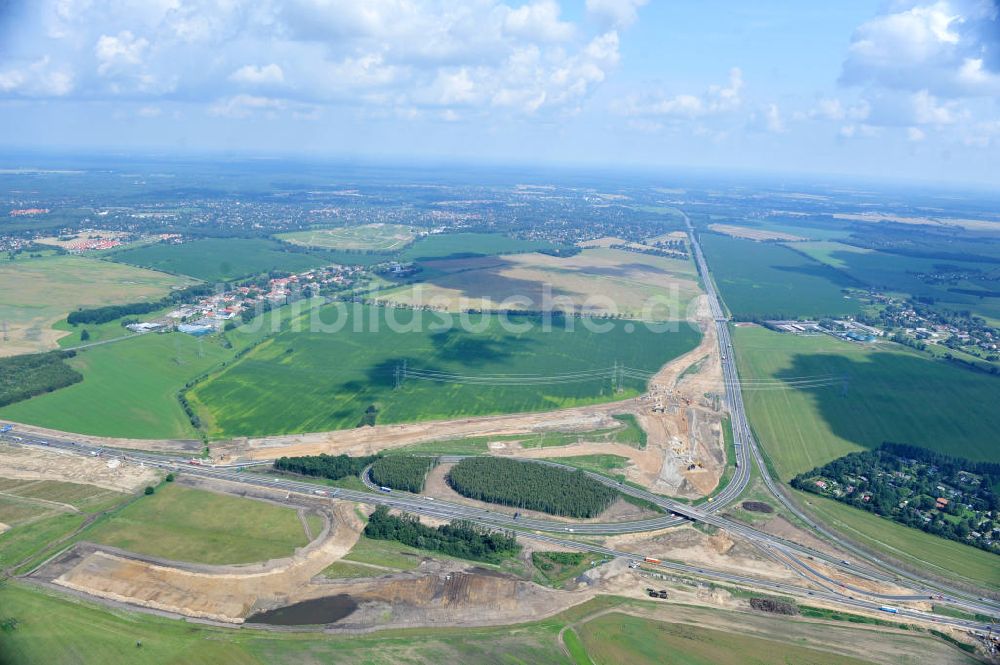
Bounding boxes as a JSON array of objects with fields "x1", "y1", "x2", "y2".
[
  {"x1": 683, "y1": 213, "x2": 999, "y2": 618},
  {"x1": 3, "y1": 430, "x2": 996, "y2": 632},
  {"x1": 0, "y1": 211, "x2": 995, "y2": 633}
]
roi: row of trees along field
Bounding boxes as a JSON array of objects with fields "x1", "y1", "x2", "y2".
[
  {"x1": 274, "y1": 453, "x2": 382, "y2": 481},
  {"x1": 66, "y1": 283, "x2": 216, "y2": 326},
  {"x1": 0, "y1": 351, "x2": 83, "y2": 407},
  {"x1": 447, "y1": 457, "x2": 618, "y2": 518},
  {"x1": 369, "y1": 456, "x2": 438, "y2": 492},
  {"x1": 364, "y1": 506, "x2": 520, "y2": 564}
]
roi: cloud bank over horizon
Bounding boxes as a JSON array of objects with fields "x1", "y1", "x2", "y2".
[{"x1": 0, "y1": 0, "x2": 998, "y2": 184}]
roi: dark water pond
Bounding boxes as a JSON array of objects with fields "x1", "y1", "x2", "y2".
[{"x1": 246, "y1": 594, "x2": 358, "y2": 626}]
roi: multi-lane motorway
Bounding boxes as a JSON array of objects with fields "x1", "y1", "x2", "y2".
[
  {"x1": 684, "y1": 213, "x2": 1000, "y2": 618},
  {"x1": 3, "y1": 426, "x2": 996, "y2": 634},
  {"x1": 0, "y1": 211, "x2": 996, "y2": 636}
]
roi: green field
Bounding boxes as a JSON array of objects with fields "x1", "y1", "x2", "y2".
[
  {"x1": 792, "y1": 240, "x2": 1000, "y2": 321},
  {"x1": 733, "y1": 325, "x2": 1000, "y2": 480},
  {"x1": 277, "y1": 224, "x2": 416, "y2": 251},
  {"x1": 189, "y1": 304, "x2": 699, "y2": 438},
  {"x1": 0, "y1": 583, "x2": 569, "y2": 665},
  {"x1": 83, "y1": 484, "x2": 311, "y2": 565},
  {"x1": 0, "y1": 301, "x2": 312, "y2": 438},
  {"x1": 0, "y1": 254, "x2": 192, "y2": 356},
  {"x1": 700, "y1": 234, "x2": 861, "y2": 319},
  {"x1": 733, "y1": 325, "x2": 1000, "y2": 590},
  {"x1": 0, "y1": 586, "x2": 978, "y2": 665},
  {"x1": 399, "y1": 233, "x2": 557, "y2": 262},
  {"x1": 798, "y1": 490, "x2": 1000, "y2": 590},
  {"x1": 0, "y1": 332, "x2": 233, "y2": 439},
  {"x1": 111, "y1": 238, "x2": 331, "y2": 281},
  {"x1": 579, "y1": 612, "x2": 870, "y2": 665},
  {"x1": 0, "y1": 476, "x2": 129, "y2": 572},
  {"x1": 0, "y1": 478, "x2": 122, "y2": 541},
  {"x1": 733, "y1": 326, "x2": 1000, "y2": 481}
]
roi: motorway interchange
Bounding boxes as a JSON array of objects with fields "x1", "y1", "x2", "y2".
[{"x1": 2, "y1": 216, "x2": 997, "y2": 637}]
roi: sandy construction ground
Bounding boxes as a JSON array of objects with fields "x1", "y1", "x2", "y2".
[
  {"x1": 218, "y1": 405, "x2": 629, "y2": 462},
  {"x1": 0, "y1": 442, "x2": 161, "y2": 493},
  {"x1": 607, "y1": 524, "x2": 801, "y2": 585}
]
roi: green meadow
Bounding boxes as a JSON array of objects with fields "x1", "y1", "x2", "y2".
[
  {"x1": 699, "y1": 234, "x2": 861, "y2": 319},
  {"x1": 798, "y1": 490, "x2": 1000, "y2": 591},
  {"x1": 0, "y1": 253, "x2": 191, "y2": 356},
  {"x1": 579, "y1": 612, "x2": 871, "y2": 665},
  {"x1": 399, "y1": 232, "x2": 558, "y2": 262},
  {"x1": 792, "y1": 240, "x2": 1000, "y2": 321},
  {"x1": 733, "y1": 325, "x2": 1000, "y2": 481},
  {"x1": 277, "y1": 223, "x2": 416, "y2": 251},
  {"x1": 189, "y1": 304, "x2": 700, "y2": 438},
  {"x1": 0, "y1": 302, "x2": 316, "y2": 439},
  {"x1": 0, "y1": 588, "x2": 972, "y2": 665},
  {"x1": 84, "y1": 483, "x2": 311, "y2": 565},
  {"x1": 0, "y1": 333, "x2": 232, "y2": 438},
  {"x1": 111, "y1": 238, "x2": 331, "y2": 281}
]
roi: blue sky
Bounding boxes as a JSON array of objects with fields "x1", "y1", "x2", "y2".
[{"x1": 1, "y1": 1, "x2": 998, "y2": 185}]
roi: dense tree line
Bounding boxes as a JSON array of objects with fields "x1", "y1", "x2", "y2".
[
  {"x1": 67, "y1": 283, "x2": 217, "y2": 325},
  {"x1": 369, "y1": 456, "x2": 437, "y2": 492},
  {"x1": 274, "y1": 453, "x2": 382, "y2": 480},
  {"x1": 446, "y1": 457, "x2": 618, "y2": 518},
  {"x1": 364, "y1": 505, "x2": 520, "y2": 563},
  {"x1": 0, "y1": 351, "x2": 83, "y2": 407},
  {"x1": 881, "y1": 442, "x2": 1000, "y2": 480},
  {"x1": 791, "y1": 443, "x2": 999, "y2": 554}
]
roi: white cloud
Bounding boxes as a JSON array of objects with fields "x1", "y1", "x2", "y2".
[
  {"x1": 957, "y1": 57, "x2": 1000, "y2": 91},
  {"x1": 0, "y1": 57, "x2": 74, "y2": 96},
  {"x1": 617, "y1": 67, "x2": 743, "y2": 118},
  {"x1": 839, "y1": 123, "x2": 881, "y2": 139},
  {"x1": 841, "y1": 1, "x2": 1000, "y2": 97},
  {"x1": 3, "y1": 0, "x2": 631, "y2": 118},
  {"x1": 807, "y1": 98, "x2": 870, "y2": 122},
  {"x1": 230, "y1": 64, "x2": 285, "y2": 86},
  {"x1": 95, "y1": 30, "x2": 149, "y2": 76},
  {"x1": 586, "y1": 0, "x2": 648, "y2": 29},
  {"x1": 911, "y1": 89, "x2": 963, "y2": 124},
  {"x1": 209, "y1": 94, "x2": 288, "y2": 118},
  {"x1": 764, "y1": 103, "x2": 784, "y2": 133},
  {"x1": 908, "y1": 126, "x2": 927, "y2": 141},
  {"x1": 962, "y1": 119, "x2": 1000, "y2": 147},
  {"x1": 322, "y1": 54, "x2": 401, "y2": 91},
  {"x1": 137, "y1": 105, "x2": 162, "y2": 117},
  {"x1": 504, "y1": 1, "x2": 575, "y2": 42}
]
